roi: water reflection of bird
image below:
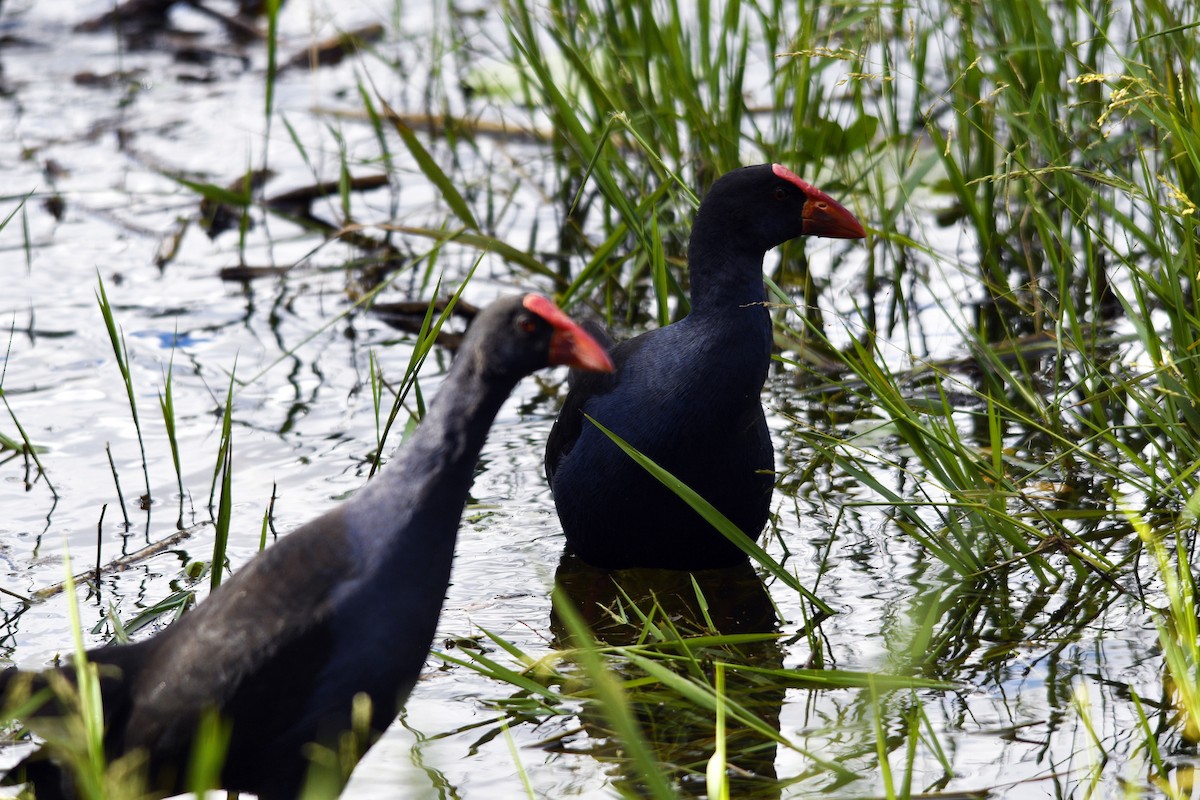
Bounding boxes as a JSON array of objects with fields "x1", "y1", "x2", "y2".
[
  {"x1": 0, "y1": 294, "x2": 613, "y2": 800},
  {"x1": 552, "y1": 553, "x2": 780, "y2": 640},
  {"x1": 546, "y1": 164, "x2": 865, "y2": 570},
  {"x1": 552, "y1": 553, "x2": 786, "y2": 798}
]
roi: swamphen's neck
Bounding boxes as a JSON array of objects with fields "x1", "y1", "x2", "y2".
[
  {"x1": 344, "y1": 348, "x2": 520, "y2": 562},
  {"x1": 685, "y1": 205, "x2": 772, "y2": 333}
]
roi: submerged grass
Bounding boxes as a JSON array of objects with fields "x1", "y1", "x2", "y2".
[{"x1": 440, "y1": 583, "x2": 951, "y2": 794}]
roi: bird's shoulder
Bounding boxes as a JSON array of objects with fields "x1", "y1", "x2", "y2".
[
  {"x1": 545, "y1": 323, "x2": 689, "y2": 477},
  {"x1": 126, "y1": 514, "x2": 356, "y2": 722}
]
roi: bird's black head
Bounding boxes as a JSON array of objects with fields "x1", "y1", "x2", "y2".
[
  {"x1": 695, "y1": 164, "x2": 865, "y2": 253},
  {"x1": 465, "y1": 294, "x2": 613, "y2": 382}
]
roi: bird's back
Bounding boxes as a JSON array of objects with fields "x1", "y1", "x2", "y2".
[{"x1": 547, "y1": 313, "x2": 774, "y2": 569}]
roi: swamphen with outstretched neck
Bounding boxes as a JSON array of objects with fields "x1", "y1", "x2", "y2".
[
  {"x1": 0, "y1": 294, "x2": 613, "y2": 800},
  {"x1": 546, "y1": 164, "x2": 865, "y2": 570}
]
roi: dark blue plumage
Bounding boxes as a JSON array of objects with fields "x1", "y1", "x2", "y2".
[
  {"x1": 0, "y1": 293, "x2": 612, "y2": 800},
  {"x1": 546, "y1": 165, "x2": 866, "y2": 569}
]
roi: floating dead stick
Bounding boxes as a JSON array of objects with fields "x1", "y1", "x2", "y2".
[
  {"x1": 264, "y1": 174, "x2": 389, "y2": 216},
  {"x1": 33, "y1": 523, "x2": 211, "y2": 600},
  {"x1": 178, "y1": 0, "x2": 264, "y2": 40},
  {"x1": 77, "y1": 0, "x2": 279, "y2": 39},
  {"x1": 215, "y1": 222, "x2": 402, "y2": 283},
  {"x1": 199, "y1": 168, "x2": 275, "y2": 238},
  {"x1": 217, "y1": 265, "x2": 292, "y2": 281},
  {"x1": 369, "y1": 298, "x2": 480, "y2": 351},
  {"x1": 75, "y1": 0, "x2": 173, "y2": 33},
  {"x1": 314, "y1": 106, "x2": 555, "y2": 144},
  {"x1": 200, "y1": 171, "x2": 389, "y2": 239},
  {"x1": 218, "y1": 179, "x2": 399, "y2": 283},
  {"x1": 281, "y1": 24, "x2": 386, "y2": 71}
]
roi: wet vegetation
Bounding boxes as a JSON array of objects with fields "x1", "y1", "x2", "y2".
[{"x1": 1, "y1": 0, "x2": 1200, "y2": 797}]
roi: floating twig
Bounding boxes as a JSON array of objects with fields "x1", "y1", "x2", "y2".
[{"x1": 34, "y1": 523, "x2": 210, "y2": 600}]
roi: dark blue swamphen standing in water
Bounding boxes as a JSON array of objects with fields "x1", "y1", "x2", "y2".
[
  {"x1": 0, "y1": 294, "x2": 613, "y2": 800},
  {"x1": 546, "y1": 164, "x2": 866, "y2": 570}
]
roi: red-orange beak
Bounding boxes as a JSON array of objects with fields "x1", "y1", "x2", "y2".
[
  {"x1": 772, "y1": 164, "x2": 866, "y2": 240},
  {"x1": 801, "y1": 188, "x2": 867, "y2": 239},
  {"x1": 522, "y1": 295, "x2": 615, "y2": 373}
]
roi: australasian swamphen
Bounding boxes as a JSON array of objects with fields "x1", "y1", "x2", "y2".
[
  {"x1": 545, "y1": 164, "x2": 865, "y2": 570},
  {"x1": 0, "y1": 294, "x2": 613, "y2": 800}
]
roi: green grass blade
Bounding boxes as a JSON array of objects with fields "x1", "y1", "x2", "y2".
[
  {"x1": 382, "y1": 98, "x2": 479, "y2": 230},
  {"x1": 96, "y1": 272, "x2": 151, "y2": 506},
  {"x1": 583, "y1": 414, "x2": 835, "y2": 618},
  {"x1": 552, "y1": 585, "x2": 678, "y2": 800}
]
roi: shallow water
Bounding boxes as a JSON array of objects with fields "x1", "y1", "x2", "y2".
[{"x1": 0, "y1": 1, "x2": 1185, "y2": 798}]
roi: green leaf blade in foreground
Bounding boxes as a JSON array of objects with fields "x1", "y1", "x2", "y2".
[
  {"x1": 381, "y1": 98, "x2": 479, "y2": 231},
  {"x1": 552, "y1": 586, "x2": 678, "y2": 800},
  {"x1": 583, "y1": 415, "x2": 835, "y2": 618}
]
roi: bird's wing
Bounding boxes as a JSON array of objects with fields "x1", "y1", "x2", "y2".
[
  {"x1": 544, "y1": 322, "x2": 676, "y2": 480},
  {"x1": 117, "y1": 511, "x2": 355, "y2": 754},
  {"x1": 0, "y1": 636, "x2": 163, "y2": 795}
]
